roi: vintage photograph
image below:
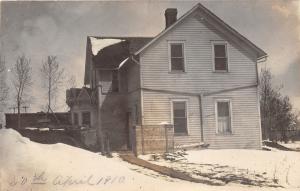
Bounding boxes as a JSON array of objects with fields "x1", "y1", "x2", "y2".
[{"x1": 0, "y1": 0, "x2": 300, "y2": 190}]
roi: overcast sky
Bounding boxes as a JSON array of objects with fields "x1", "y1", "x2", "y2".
[{"x1": 0, "y1": 0, "x2": 300, "y2": 112}]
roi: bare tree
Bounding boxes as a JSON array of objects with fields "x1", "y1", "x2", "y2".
[
  {"x1": 0, "y1": 55, "x2": 9, "y2": 126},
  {"x1": 259, "y1": 68, "x2": 298, "y2": 142},
  {"x1": 260, "y1": 68, "x2": 274, "y2": 140},
  {"x1": 40, "y1": 56, "x2": 65, "y2": 113},
  {"x1": 66, "y1": 74, "x2": 77, "y2": 89},
  {"x1": 12, "y1": 55, "x2": 32, "y2": 129},
  {"x1": 0, "y1": 55, "x2": 8, "y2": 105}
]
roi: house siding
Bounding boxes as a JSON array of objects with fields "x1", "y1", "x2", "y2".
[
  {"x1": 142, "y1": 87, "x2": 261, "y2": 149},
  {"x1": 140, "y1": 14, "x2": 257, "y2": 92},
  {"x1": 142, "y1": 91, "x2": 202, "y2": 146},
  {"x1": 140, "y1": 13, "x2": 261, "y2": 149},
  {"x1": 202, "y1": 87, "x2": 261, "y2": 149}
]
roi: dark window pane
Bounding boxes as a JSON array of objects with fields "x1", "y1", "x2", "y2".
[
  {"x1": 173, "y1": 102, "x2": 187, "y2": 134},
  {"x1": 174, "y1": 110, "x2": 186, "y2": 118},
  {"x1": 82, "y1": 112, "x2": 91, "y2": 126},
  {"x1": 174, "y1": 118, "x2": 187, "y2": 133},
  {"x1": 214, "y1": 44, "x2": 227, "y2": 71},
  {"x1": 217, "y1": 102, "x2": 229, "y2": 117},
  {"x1": 215, "y1": 58, "x2": 227, "y2": 71},
  {"x1": 171, "y1": 58, "x2": 184, "y2": 71},
  {"x1": 217, "y1": 101, "x2": 231, "y2": 133},
  {"x1": 170, "y1": 43, "x2": 184, "y2": 71},
  {"x1": 171, "y1": 44, "x2": 183, "y2": 57},
  {"x1": 174, "y1": 102, "x2": 186, "y2": 117},
  {"x1": 174, "y1": 102, "x2": 185, "y2": 110},
  {"x1": 214, "y1": 45, "x2": 226, "y2": 57}
]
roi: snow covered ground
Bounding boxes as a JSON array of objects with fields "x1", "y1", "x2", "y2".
[
  {"x1": 279, "y1": 141, "x2": 300, "y2": 150},
  {"x1": 0, "y1": 128, "x2": 299, "y2": 191},
  {"x1": 140, "y1": 149, "x2": 300, "y2": 190}
]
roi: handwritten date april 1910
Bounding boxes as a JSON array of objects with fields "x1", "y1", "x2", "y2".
[{"x1": 9, "y1": 171, "x2": 126, "y2": 187}]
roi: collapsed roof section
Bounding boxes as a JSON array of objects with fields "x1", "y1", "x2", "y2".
[
  {"x1": 84, "y1": 36, "x2": 153, "y2": 85},
  {"x1": 90, "y1": 37, "x2": 125, "y2": 56}
]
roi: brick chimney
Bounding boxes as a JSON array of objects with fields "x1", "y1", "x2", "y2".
[{"x1": 165, "y1": 8, "x2": 177, "y2": 29}]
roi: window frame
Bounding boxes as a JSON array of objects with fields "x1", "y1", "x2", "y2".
[
  {"x1": 168, "y1": 41, "x2": 186, "y2": 73},
  {"x1": 171, "y1": 99, "x2": 189, "y2": 136},
  {"x1": 215, "y1": 99, "x2": 233, "y2": 135},
  {"x1": 212, "y1": 41, "x2": 229, "y2": 72}
]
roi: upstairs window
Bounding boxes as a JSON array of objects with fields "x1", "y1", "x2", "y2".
[
  {"x1": 170, "y1": 43, "x2": 185, "y2": 72},
  {"x1": 82, "y1": 112, "x2": 91, "y2": 127},
  {"x1": 216, "y1": 100, "x2": 232, "y2": 134},
  {"x1": 213, "y1": 43, "x2": 228, "y2": 71},
  {"x1": 173, "y1": 101, "x2": 188, "y2": 135}
]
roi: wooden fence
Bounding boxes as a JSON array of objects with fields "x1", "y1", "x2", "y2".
[{"x1": 132, "y1": 124, "x2": 174, "y2": 155}]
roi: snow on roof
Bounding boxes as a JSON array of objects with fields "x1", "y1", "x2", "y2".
[
  {"x1": 118, "y1": 57, "x2": 129, "y2": 69},
  {"x1": 90, "y1": 37, "x2": 125, "y2": 56}
]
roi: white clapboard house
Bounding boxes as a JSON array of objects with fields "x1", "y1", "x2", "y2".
[{"x1": 66, "y1": 3, "x2": 267, "y2": 154}]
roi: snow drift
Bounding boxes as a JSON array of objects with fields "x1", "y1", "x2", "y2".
[{"x1": 1, "y1": 128, "x2": 299, "y2": 191}]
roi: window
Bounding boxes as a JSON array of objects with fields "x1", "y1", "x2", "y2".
[
  {"x1": 112, "y1": 70, "x2": 119, "y2": 92},
  {"x1": 213, "y1": 43, "x2": 228, "y2": 71},
  {"x1": 170, "y1": 43, "x2": 185, "y2": 71},
  {"x1": 216, "y1": 101, "x2": 232, "y2": 134},
  {"x1": 173, "y1": 101, "x2": 188, "y2": 134},
  {"x1": 82, "y1": 112, "x2": 91, "y2": 127},
  {"x1": 73, "y1": 113, "x2": 79, "y2": 126}
]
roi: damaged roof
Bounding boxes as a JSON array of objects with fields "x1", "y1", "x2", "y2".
[{"x1": 84, "y1": 37, "x2": 153, "y2": 84}]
